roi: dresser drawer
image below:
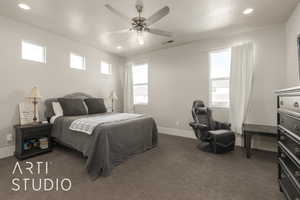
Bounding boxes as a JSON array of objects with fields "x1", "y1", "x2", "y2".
[
  {"x1": 280, "y1": 96, "x2": 300, "y2": 113},
  {"x1": 279, "y1": 148, "x2": 300, "y2": 187},
  {"x1": 279, "y1": 128, "x2": 300, "y2": 161},
  {"x1": 279, "y1": 113, "x2": 300, "y2": 137},
  {"x1": 279, "y1": 169, "x2": 300, "y2": 200}
]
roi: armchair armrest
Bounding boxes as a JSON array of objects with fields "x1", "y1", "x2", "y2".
[
  {"x1": 189, "y1": 122, "x2": 208, "y2": 130},
  {"x1": 215, "y1": 121, "x2": 231, "y2": 130}
]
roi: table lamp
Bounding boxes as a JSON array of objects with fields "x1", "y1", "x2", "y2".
[
  {"x1": 109, "y1": 91, "x2": 118, "y2": 112},
  {"x1": 28, "y1": 86, "x2": 42, "y2": 123}
]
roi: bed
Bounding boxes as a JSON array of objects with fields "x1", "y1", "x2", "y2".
[{"x1": 45, "y1": 93, "x2": 158, "y2": 180}]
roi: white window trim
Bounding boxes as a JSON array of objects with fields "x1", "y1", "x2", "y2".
[
  {"x1": 70, "y1": 52, "x2": 86, "y2": 70},
  {"x1": 100, "y1": 61, "x2": 112, "y2": 75},
  {"x1": 132, "y1": 63, "x2": 149, "y2": 105},
  {"x1": 208, "y1": 48, "x2": 231, "y2": 108},
  {"x1": 21, "y1": 40, "x2": 47, "y2": 63}
]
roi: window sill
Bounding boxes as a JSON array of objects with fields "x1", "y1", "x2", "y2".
[
  {"x1": 210, "y1": 106, "x2": 229, "y2": 109},
  {"x1": 134, "y1": 103, "x2": 148, "y2": 106}
]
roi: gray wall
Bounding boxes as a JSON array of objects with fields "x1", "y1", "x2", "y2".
[
  {"x1": 0, "y1": 16, "x2": 125, "y2": 149},
  {"x1": 127, "y1": 24, "x2": 286, "y2": 151},
  {"x1": 286, "y1": 2, "x2": 300, "y2": 87}
]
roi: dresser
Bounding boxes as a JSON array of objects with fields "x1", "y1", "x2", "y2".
[{"x1": 277, "y1": 87, "x2": 300, "y2": 199}]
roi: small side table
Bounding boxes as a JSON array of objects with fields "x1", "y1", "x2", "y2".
[
  {"x1": 243, "y1": 124, "x2": 277, "y2": 158},
  {"x1": 14, "y1": 123, "x2": 52, "y2": 160}
]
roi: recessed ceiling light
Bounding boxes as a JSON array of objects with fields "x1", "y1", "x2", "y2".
[
  {"x1": 243, "y1": 8, "x2": 254, "y2": 15},
  {"x1": 117, "y1": 46, "x2": 123, "y2": 50},
  {"x1": 18, "y1": 3, "x2": 31, "y2": 10}
]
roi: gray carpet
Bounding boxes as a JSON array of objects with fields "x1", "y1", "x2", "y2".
[{"x1": 0, "y1": 134, "x2": 283, "y2": 200}]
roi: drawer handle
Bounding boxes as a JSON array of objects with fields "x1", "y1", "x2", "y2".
[
  {"x1": 295, "y1": 147, "x2": 300, "y2": 155},
  {"x1": 295, "y1": 171, "x2": 300, "y2": 177},
  {"x1": 294, "y1": 102, "x2": 299, "y2": 108},
  {"x1": 280, "y1": 100, "x2": 284, "y2": 106},
  {"x1": 280, "y1": 136, "x2": 285, "y2": 141},
  {"x1": 295, "y1": 125, "x2": 300, "y2": 132}
]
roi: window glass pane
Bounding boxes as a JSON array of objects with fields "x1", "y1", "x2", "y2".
[
  {"x1": 101, "y1": 61, "x2": 111, "y2": 74},
  {"x1": 70, "y1": 53, "x2": 85, "y2": 70},
  {"x1": 133, "y1": 85, "x2": 148, "y2": 104},
  {"x1": 22, "y1": 41, "x2": 46, "y2": 63},
  {"x1": 211, "y1": 79, "x2": 229, "y2": 107},
  {"x1": 132, "y1": 64, "x2": 148, "y2": 84},
  {"x1": 210, "y1": 49, "x2": 231, "y2": 79}
]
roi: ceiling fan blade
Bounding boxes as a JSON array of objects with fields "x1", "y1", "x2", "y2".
[
  {"x1": 146, "y1": 6, "x2": 170, "y2": 26},
  {"x1": 106, "y1": 29, "x2": 130, "y2": 35},
  {"x1": 146, "y1": 28, "x2": 172, "y2": 37},
  {"x1": 104, "y1": 4, "x2": 131, "y2": 22}
]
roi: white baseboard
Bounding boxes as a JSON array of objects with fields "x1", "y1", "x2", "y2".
[
  {"x1": 158, "y1": 126, "x2": 196, "y2": 139},
  {"x1": 158, "y1": 126, "x2": 276, "y2": 152},
  {"x1": 0, "y1": 145, "x2": 15, "y2": 159}
]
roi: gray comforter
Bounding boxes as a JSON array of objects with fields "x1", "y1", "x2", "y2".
[{"x1": 51, "y1": 113, "x2": 158, "y2": 180}]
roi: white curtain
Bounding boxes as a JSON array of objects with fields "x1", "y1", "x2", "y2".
[
  {"x1": 229, "y1": 42, "x2": 255, "y2": 134},
  {"x1": 123, "y1": 64, "x2": 134, "y2": 113}
]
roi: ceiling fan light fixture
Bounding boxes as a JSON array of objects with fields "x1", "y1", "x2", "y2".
[
  {"x1": 18, "y1": 3, "x2": 31, "y2": 10},
  {"x1": 137, "y1": 31, "x2": 144, "y2": 45},
  {"x1": 243, "y1": 8, "x2": 254, "y2": 15}
]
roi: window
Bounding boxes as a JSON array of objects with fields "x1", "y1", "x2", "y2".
[
  {"x1": 70, "y1": 53, "x2": 85, "y2": 70},
  {"x1": 101, "y1": 61, "x2": 112, "y2": 74},
  {"x1": 132, "y1": 64, "x2": 148, "y2": 105},
  {"x1": 21, "y1": 41, "x2": 46, "y2": 63},
  {"x1": 209, "y1": 48, "x2": 231, "y2": 108}
]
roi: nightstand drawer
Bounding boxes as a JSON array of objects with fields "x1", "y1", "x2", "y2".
[{"x1": 22, "y1": 127, "x2": 51, "y2": 138}]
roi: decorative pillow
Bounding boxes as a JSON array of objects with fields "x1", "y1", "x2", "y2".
[
  {"x1": 57, "y1": 98, "x2": 88, "y2": 116},
  {"x1": 84, "y1": 98, "x2": 107, "y2": 114},
  {"x1": 52, "y1": 102, "x2": 63, "y2": 116}
]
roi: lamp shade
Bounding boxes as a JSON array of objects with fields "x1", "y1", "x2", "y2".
[
  {"x1": 109, "y1": 91, "x2": 118, "y2": 100},
  {"x1": 28, "y1": 86, "x2": 42, "y2": 99}
]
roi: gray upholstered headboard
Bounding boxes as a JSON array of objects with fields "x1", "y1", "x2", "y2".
[{"x1": 44, "y1": 92, "x2": 93, "y2": 120}]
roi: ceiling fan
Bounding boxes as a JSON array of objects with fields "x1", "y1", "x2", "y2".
[{"x1": 105, "y1": 0, "x2": 172, "y2": 45}]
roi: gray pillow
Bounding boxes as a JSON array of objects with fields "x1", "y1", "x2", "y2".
[
  {"x1": 84, "y1": 98, "x2": 107, "y2": 114},
  {"x1": 57, "y1": 98, "x2": 88, "y2": 116}
]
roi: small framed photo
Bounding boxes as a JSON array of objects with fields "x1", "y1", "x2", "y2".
[{"x1": 19, "y1": 102, "x2": 39, "y2": 125}]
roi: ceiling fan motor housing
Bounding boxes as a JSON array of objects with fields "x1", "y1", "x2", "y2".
[{"x1": 132, "y1": 17, "x2": 147, "y2": 32}]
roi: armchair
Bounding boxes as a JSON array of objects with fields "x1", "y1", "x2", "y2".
[{"x1": 189, "y1": 100, "x2": 235, "y2": 154}]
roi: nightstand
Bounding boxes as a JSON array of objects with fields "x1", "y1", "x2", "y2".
[{"x1": 14, "y1": 123, "x2": 52, "y2": 160}]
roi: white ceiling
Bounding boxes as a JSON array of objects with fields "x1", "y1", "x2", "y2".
[{"x1": 0, "y1": 0, "x2": 298, "y2": 57}]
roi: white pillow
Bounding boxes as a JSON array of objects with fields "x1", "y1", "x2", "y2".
[{"x1": 52, "y1": 102, "x2": 63, "y2": 116}]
